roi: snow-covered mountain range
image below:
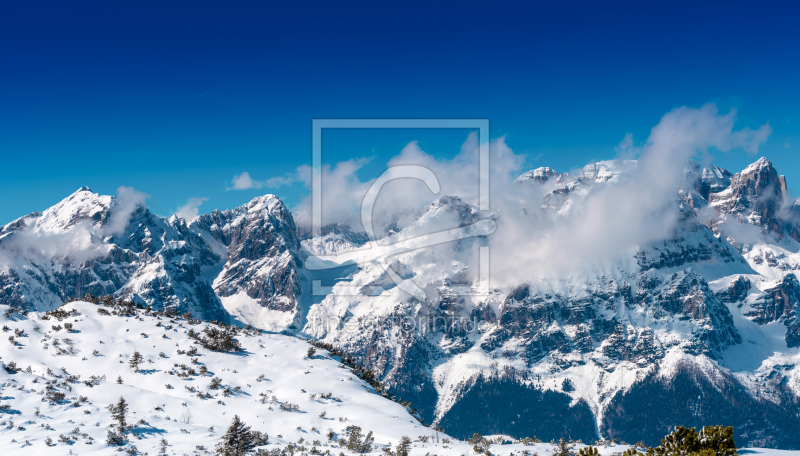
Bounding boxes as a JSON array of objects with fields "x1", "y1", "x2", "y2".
[{"x1": 3, "y1": 157, "x2": 800, "y2": 448}]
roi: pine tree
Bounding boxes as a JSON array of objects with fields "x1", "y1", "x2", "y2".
[
  {"x1": 111, "y1": 396, "x2": 128, "y2": 433},
  {"x1": 552, "y1": 438, "x2": 575, "y2": 456},
  {"x1": 396, "y1": 436, "x2": 412, "y2": 456},
  {"x1": 215, "y1": 415, "x2": 257, "y2": 456},
  {"x1": 129, "y1": 351, "x2": 144, "y2": 372}
]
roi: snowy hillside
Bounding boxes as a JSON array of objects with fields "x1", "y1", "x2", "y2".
[
  {"x1": 1, "y1": 299, "x2": 711, "y2": 456},
  {"x1": 0, "y1": 300, "x2": 436, "y2": 455}
]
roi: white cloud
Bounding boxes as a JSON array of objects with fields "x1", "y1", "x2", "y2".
[
  {"x1": 229, "y1": 172, "x2": 261, "y2": 190},
  {"x1": 228, "y1": 169, "x2": 311, "y2": 191},
  {"x1": 615, "y1": 133, "x2": 640, "y2": 159},
  {"x1": 175, "y1": 197, "x2": 209, "y2": 220},
  {"x1": 489, "y1": 104, "x2": 773, "y2": 282},
  {"x1": 264, "y1": 167, "x2": 311, "y2": 188},
  {"x1": 104, "y1": 186, "x2": 150, "y2": 236}
]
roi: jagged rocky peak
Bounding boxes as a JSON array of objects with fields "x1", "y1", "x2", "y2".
[
  {"x1": 29, "y1": 186, "x2": 114, "y2": 232},
  {"x1": 709, "y1": 157, "x2": 799, "y2": 241},
  {"x1": 713, "y1": 157, "x2": 787, "y2": 205},
  {"x1": 516, "y1": 166, "x2": 559, "y2": 184},
  {"x1": 685, "y1": 159, "x2": 733, "y2": 200},
  {"x1": 701, "y1": 164, "x2": 733, "y2": 192},
  {"x1": 191, "y1": 194, "x2": 298, "y2": 251},
  {"x1": 729, "y1": 157, "x2": 787, "y2": 198},
  {"x1": 189, "y1": 193, "x2": 302, "y2": 321}
]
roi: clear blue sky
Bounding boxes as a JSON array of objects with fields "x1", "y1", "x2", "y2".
[{"x1": 1, "y1": 0, "x2": 798, "y2": 223}]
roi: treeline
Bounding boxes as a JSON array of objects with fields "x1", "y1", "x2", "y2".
[{"x1": 439, "y1": 373, "x2": 596, "y2": 442}]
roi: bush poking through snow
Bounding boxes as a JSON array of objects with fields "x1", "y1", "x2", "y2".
[
  {"x1": 646, "y1": 425, "x2": 737, "y2": 456},
  {"x1": 338, "y1": 426, "x2": 374, "y2": 453},
  {"x1": 188, "y1": 326, "x2": 242, "y2": 353},
  {"x1": 110, "y1": 396, "x2": 128, "y2": 434},
  {"x1": 577, "y1": 447, "x2": 599, "y2": 456}
]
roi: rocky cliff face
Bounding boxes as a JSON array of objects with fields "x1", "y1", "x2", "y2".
[
  {"x1": 708, "y1": 157, "x2": 800, "y2": 243},
  {"x1": 188, "y1": 195, "x2": 303, "y2": 330}
]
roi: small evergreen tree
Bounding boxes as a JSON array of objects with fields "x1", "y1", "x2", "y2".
[
  {"x1": 129, "y1": 351, "x2": 144, "y2": 372},
  {"x1": 216, "y1": 415, "x2": 257, "y2": 455},
  {"x1": 577, "y1": 447, "x2": 599, "y2": 456},
  {"x1": 111, "y1": 396, "x2": 128, "y2": 433},
  {"x1": 553, "y1": 438, "x2": 575, "y2": 456},
  {"x1": 396, "y1": 436, "x2": 412, "y2": 456},
  {"x1": 339, "y1": 425, "x2": 374, "y2": 453},
  {"x1": 106, "y1": 429, "x2": 125, "y2": 446}
]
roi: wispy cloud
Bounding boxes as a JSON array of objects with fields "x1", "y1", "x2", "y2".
[
  {"x1": 229, "y1": 172, "x2": 262, "y2": 190},
  {"x1": 228, "y1": 168, "x2": 311, "y2": 191},
  {"x1": 198, "y1": 87, "x2": 222, "y2": 97},
  {"x1": 175, "y1": 197, "x2": 209, "y2": 220},
  {"x1": 104, "y1": 186, "x2": 150, "y2": 236}
]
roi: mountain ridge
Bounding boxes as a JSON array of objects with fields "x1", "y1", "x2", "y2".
[{"x1": 3, "y1": 157, "x2": 800, "y2": 447}]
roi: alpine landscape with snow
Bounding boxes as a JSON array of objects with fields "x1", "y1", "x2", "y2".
[{"x1": 4, "y1": 104, "x2": 800, "y2": 455}]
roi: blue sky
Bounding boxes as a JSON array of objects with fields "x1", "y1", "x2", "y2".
[{"x1": 1, "y1": 0, "x2": 798, "y2": 224}]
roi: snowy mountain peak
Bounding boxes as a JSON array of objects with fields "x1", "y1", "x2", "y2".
[
  {"x1": 34, "y1": 187, "x2": 113, "y2": 233},
  {"x1": 578, "y1": 159, "x2": 636, "y2": 182},
  {"x1": 516, "y1": 167, "x2": 558, "y2": 184},
  {"x1": 743, "y1": 156, "x2": 774, "y2": 174}
]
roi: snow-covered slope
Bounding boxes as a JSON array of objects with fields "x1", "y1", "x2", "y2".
[
  {"x1": 0, "y1": 300, "x2": 669, "y2": 456},
  {"x1": 0, "y1": 301, "x2": 433, "y2": 454}
]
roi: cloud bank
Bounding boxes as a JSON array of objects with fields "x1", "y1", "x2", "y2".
[{"x1": 273, "y1": 104, "x2": 771, "y2": 286}]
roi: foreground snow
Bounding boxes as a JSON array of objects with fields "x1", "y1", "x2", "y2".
[{"x1": 0, "y1": 301, "x2": 793, "y2": 455}]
